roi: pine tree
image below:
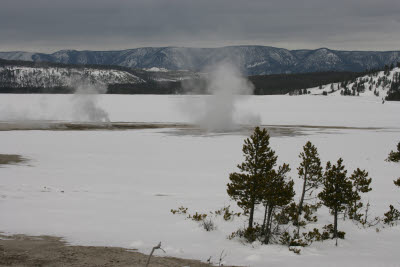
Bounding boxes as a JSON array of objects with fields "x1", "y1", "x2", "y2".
[
  {"x1": 227, "y1": 127, "x2": 277, "y2": 231},
  {"x1": 318, "y1": 158, "x2": 353, "y2": 245},
  {"x1": 383, "y1": 177, "x2": 400, "y2": 225},
  {"x1": 348, "y1": 169, "x2": 372, "y2": 221},
  {"x1": 386, "y1": 142, "x2": 400, "y2": 187},
  {"x1": 386, "y1": 142, "x2": 400, "y2": 162},
  {"x1": 394, "y1": 178, "x2": 400, "y2": 187},
  {"x1": 296, "y1": 141, "x2": 323, "y2": 235},
  {"x1": 261, "y1": 163, "x2": 294, "y2": 244},
  {"x1": 383, "y1": 141, "x2": 400, "y2": 225}
]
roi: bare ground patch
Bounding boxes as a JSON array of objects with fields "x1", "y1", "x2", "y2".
[
  {"x1": 0, "y1": 121, "x2": 192, "y2": 131},
  {"x1": 0, "y1": 234, "x2": 235, "y2": 267},
  {"x1": 0, "y1": 154, "x2": 28, "y2": 166}
]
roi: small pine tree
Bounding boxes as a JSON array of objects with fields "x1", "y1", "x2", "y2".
[
  {"x1": 318, "y1": 158, "x2": 353, "y2": 245},
  {"x1": 383, "y1": 177, "x2": 400, "y2": 225},
  {"x1": 386, "y1": 142, "x2": 400, "y2": 189},
  {"x1": 296, "y1": 141, "x2": 323, "y2": 235},
  {"x1": 394, "y1": 177, "x2": 400, "y2": 187},
  {"x1": 227, "y1": 127, "x2": 277, "y2": 232},
  {"x1": 386, "y1": 142, "x2": 400, "y2": 162},
  {"x1": 384, "y1": 205, "x2": 400, "y2": 225},
  {"x1": 348, "y1": 169, "x2": 372, "y2": 221}
]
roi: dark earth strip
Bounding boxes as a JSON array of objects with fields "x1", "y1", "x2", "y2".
[{"x1": 0, "y1": 234, "x2": 237, "y2": 267}]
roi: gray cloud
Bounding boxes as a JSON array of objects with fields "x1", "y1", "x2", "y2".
[{"x1": 1, "y1": 0, "x2": 399, "y2": 52}]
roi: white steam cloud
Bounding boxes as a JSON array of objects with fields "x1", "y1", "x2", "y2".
[
  {"x1": 70, "y1": 81, "x2": 110, "y2": 123},
  {"x1": 183, "y1": 62, "x2": 260, "y2": 132},
  {"x1": 0, "y1": 79, "x2": 110, "y2": 123}
]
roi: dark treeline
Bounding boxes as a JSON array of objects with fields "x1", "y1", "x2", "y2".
[
  {"x1": 385, "y1": 63, "x2": 400, "y2": 101},
  {"x1": 0, "y1": 86, "x2": 74, "y2": 94},
  {"x1": 249, "y1": 71, "x2": 365, "y2": 95},
  {"x1": 108, "y1": 81, "x2": 184, "y2": 94},
  {"x1": 0, "y1": 83, "x2": 183, "y2": 94}
]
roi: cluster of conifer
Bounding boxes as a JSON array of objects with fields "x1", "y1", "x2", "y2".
[
  {"x1": 386, "y1": 72, "x2": 400, "y2": 101},
  {"x1": 384, "y1": 142, "x2": 400, "y2": 225},
  {"x1": 227, "y1": 127, "x2": 373, "y2": 248}
]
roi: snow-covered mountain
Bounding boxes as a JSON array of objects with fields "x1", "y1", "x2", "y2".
[
  {"x1": 299, "y1": 67, "x2": 400, "y2": 99},
  {"x1": 0, "y1": 59, "x2": 202, "y2": 93},
  {"x1": 1, "y1": 46, "x2": 399, "y2": 75},
  {"x1": 0, "y1": 65, "x2": 144, "y2": 89}
]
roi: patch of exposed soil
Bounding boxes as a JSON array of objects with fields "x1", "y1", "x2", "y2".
[
  {"x1": 0, "y1": 121, "x2": 385, "y2": 132},
  {"x1": 0, "y1": 121, "x2": 191, "y2": 131},
  {"x1": 0, "y1": 155, "x2": 27, "y2": 166},
  {"x1": 0, "y1": 234, "x2": 231, "y2": 267}
]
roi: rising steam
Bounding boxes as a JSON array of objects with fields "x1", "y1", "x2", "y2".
[
  {"x1": 70, "y1": 81, "x2": 110, "y2": 123},
  {"x1": 183, "y1": 62, "x2": 260, "y2": 132},
  {"x1": 0, "y1": 79, "x2": 110, "y2": 123}
]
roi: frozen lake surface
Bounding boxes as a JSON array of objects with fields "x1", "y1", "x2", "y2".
[{"x1": 0, "y1": 94, "x2": 399, "y2": 266}]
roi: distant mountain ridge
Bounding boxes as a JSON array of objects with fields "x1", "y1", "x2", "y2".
[
  {"x1": 0, "y1": 58, "x2": 201, "y2": 94},
  {"x1": 0, "y1": 58, "x2": 368, "y2": 95},
  {"x1": 1, "y1": 46, "x2": 400, "y2": 75}
]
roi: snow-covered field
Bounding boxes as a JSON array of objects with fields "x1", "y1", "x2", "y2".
[{"x1": 0, "y1": 94, "x2": 400, "y2": 266}]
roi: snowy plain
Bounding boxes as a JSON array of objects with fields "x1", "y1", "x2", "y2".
[{"x1": 0, "y1": 94, "x2": 400, "y2": 267}]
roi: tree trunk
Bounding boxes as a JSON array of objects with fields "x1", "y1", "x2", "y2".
[
  {"x1": 334, "y1": 207, "x2": 338, "y2": 246},
  {"x1": 297, "y1": 176, "x2": 307, "y2": 235},
  {"x1": 248, "y1": 201, "x2": 255, "y2": 230},
  {"x1": 264, "y1": 206, "x2": 274, "y2": 244},
  {"x1": 296, "y1": 167, "x2": 308, "y2": 235},
  {"x1": 261, "y1": 204, "x2": 268, "y2": 234}
]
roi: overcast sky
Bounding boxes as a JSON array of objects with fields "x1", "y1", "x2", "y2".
[{"x1": 1, "y1": 0, "x2": 399, "y2": 52}]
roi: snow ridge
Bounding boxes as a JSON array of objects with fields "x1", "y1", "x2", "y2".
[
  {"x1": 0, "y1": 66, "x2": 144, "y2": 88},
  {"x1": 300, "y1": 68, "x2": 400, "y2": 99}
]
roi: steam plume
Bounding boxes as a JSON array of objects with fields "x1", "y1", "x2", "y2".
[
  {"x1": 183, "y1": 61, "x2": 260, "y2": 132},
  {"x1": 70, "y1": 81, "x2": 110, "y2": 123}
]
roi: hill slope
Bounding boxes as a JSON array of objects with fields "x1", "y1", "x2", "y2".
[
  {"x1": 301, "y1": 67, "x2": 400, "y2": 100},
  {"x1": 1, "y1": 46, "x2": 399, "y2": 75},
  {"x1": 0, "y1": 59, "x2": 201, "y2": 94},
  {"x1": 1, "y1": 59, "x2": 368, "y2": 95}
]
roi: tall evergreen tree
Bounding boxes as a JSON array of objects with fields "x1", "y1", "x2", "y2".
[
  {"x1": 296, "y1": 141, "x2": 323, "y2": 234},
  {"x1": 227, "y1": 127, "x2": 277, "y2": 231},
  {"x1": 348, "y1": 168, "x2": 372, "y2": 221},
  {"x1": 318, "y1": 158, "x2": 353, "y2": 245},
  {"x1": 261, "y1": 163, "x2": 294, "y2": 244}
]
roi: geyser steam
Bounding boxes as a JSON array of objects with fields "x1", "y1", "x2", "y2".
[
  {"x1": 0, "y1": 79, "x2": 110, "y2": 123},
  {"x1": 71, "y1": 81, "x2": 110, "y2": 123},
  {"x1": 184, "y1": 62, "x2": 260, "y2": 132}
]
